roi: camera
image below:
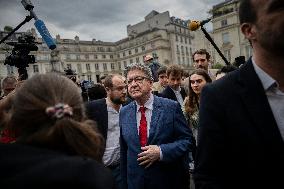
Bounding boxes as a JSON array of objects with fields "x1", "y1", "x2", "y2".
[{"x1": 4, "y1": 33, "x2": 38, "y2": 80}]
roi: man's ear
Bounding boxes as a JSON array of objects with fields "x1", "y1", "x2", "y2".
[{"x1": 241, "y1": 23, "x2": 256, "y2": 41}]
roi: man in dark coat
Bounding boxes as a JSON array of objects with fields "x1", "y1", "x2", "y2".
[{"x1": 194, "y1": 0, "x2": 284, "y2": 189}]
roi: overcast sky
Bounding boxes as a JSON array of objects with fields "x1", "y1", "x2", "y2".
[{"x1": 0, "y1": 0, "x2": 224, "y2": 42}]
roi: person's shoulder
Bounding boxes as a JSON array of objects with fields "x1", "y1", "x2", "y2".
[
  {"x1": 154, "y1": 95, "x2": 179, "y2": 107},
  {"x1": 208, "y1": 68, "x2": 239, "y2": 90},
  {"x1": 121, "y1": 100, "x2": 135, "y2": 112},
  {"x1": 88, "y1": 98, "x2": 106, "y2": 106}
]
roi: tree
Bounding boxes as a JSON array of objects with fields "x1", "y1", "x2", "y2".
[{"x1": 4, "y1": 26, "x2": 13, "y2": 32}]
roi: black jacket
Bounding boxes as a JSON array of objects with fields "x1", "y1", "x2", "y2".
[
  {"x1": 0, "y1": 143, "x2": 115, "y2": 189},
  {"x1": 159, "y1": 86, "x2": 187, "y2": 102},
  {"x1": 194, "y1": 60, "x2": 284, "y2": 189}
]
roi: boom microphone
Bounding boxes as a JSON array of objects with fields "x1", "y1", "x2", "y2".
[
  {"x1": 34, "y1": 20, "x2": 56, "y2": 50},
  {"x1": 188, "y1": 18, "x2": 211, "y2": 31},
  {"x1": 21, "y1": 0, "x2": 56, "y2": 50}
]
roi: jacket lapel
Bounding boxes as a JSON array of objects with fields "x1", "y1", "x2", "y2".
[
  {"x1": 238, "y1": 60, "x2": 283, "y2": 145},
  {"x1": 148, "y1": 96, "x2": 162, "y2": 144},
  {"x1": 128, "y1": 102, "x2": 140, "y2": 146}
]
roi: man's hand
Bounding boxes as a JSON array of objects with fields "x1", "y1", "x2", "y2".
[{"x1": 137, "y1": 145, "x2": 160, "y2": 168}]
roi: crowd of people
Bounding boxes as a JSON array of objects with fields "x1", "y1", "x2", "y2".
[{"x1": 0, "y1": 0, "x2": 283, "y2": 188}]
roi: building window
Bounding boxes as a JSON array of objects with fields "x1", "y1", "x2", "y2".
[
  {"x1": 85, "y1": 54, "x2": 89, "y2": 60},
  {"x1": 77, "y1": 64, "x2": 82, "y2": 73},
  {"x1": 185, "y1": 37, "x2": 187, "y2": 44},
  {"x1": 141, "y1": 46, "x2": 145, "y2": 51},
  {"x1": 76, "y1": 54, "x2": 80, "y2": 60},
  {"x1": 245, "y1": 45, "x2": 253, "y2": 58},
  {"x1": 110, "y1": 55, "x2": 113, "y2": 59},
  {"x1": 136, "y1": 57, "x2": 140, "y2": 63},
  {"x1": 6, "y1": 65, "x2": 14, "y2": 74},
  {"x1": 130, "y1": 59, "x2": 133, "y2": 64},
  {"x1": 117, "y1": 54, "x2": 120, "y2": 58},
  {"x1": 222, "y1": 32, "x2": 230, "y2": 44},
  {"x1": 224, "y1": 49, "x2": 231, "y2": 62},
  {"x1": 123, "y1": 52, "x2": 126, "y2": 57},
  {"x1": 186, "y1": 47, "x2": 189, "y2": 55},
  {"x1": 118, "y1": 62, "x2": 121, "y2": 70},
  {"x1": 128, "y1": 50, "x2": 132, "y2": 55},
  {"x1": 66, "y1": 54, "x2": 70, "y2": 60},
  {"x1": 33, "y1": 65, "x2": 39, "y2": 73},
  {"x1": 181, "y1": 46, "x2": 184, "y2": 54},
  {"x1": 66, "y1": 64, "x2": 72, "y2": 69},
  {"x1": 178, "y1": 57, "x2": 181, "y2": 64},
  {"x1": 135, "y1": 48, "x2": 138, "y2": 53},
  {"x1": 111, "y1": 63, "x2": 115, "y2": 70},
  {"x1": 102, "y1": 55, "x2": 106, "y2": 59},
  {"x1": 95, "y1": 63, "x2": 99, "y2": 70},
  {"x1": 186, "y1": 57, "x2": 190, "y2": 66},
  {"x1": 123, "y1": 61, "x2": 127, "y2": 68},
  {"x1": 221, "y1": 19, "x2": 228, "y2": 27},
  {"x1": 182, "y1": 57, "x2": 185, "y2": 64},
  {"x1": 103, "y1": 63, "x2": 107, "y2": 71},
  {"x1": 94, "y1": 55, "x2": 98, "y2": 59},
  {"x1": 180, "y1": 36, "x2": 183, "y2": 43},
  {"x1": 87, "y1": 75, "x2": 92, "y2": 81},
  {"x1": 86, "y1": 63, "x2": 91, "y2": 71},
  {"x1": 176, "y1": 34, "x2": 178, "y2": 42},
  {"x1": 176, "y1": 45, "x2": 180, "y2": 53},
  {"x1": 98, "y1": 47, "x2": 104, "y2": 52}
]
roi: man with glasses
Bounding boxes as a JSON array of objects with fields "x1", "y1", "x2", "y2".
[
  {"x1": 86, "y1": 74, "x2": 127, "y2": 189},
  {"x1": 120, "y1": 63, "x2": 193, "y2": 189}
]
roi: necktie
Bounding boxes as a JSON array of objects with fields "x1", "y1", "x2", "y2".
[{"x1": 139, "y1": 106, "x2": 147, "y2": 147}]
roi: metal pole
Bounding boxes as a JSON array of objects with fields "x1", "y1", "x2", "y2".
[{"x1": 200, "y1": 26, "x2": 230, "y2": 65}]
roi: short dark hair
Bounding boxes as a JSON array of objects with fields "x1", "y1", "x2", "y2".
[
  {"x1": 220, "y1": 65, "x2": 238, "y2": 74},
  {"x1": 103, "y1": 74, "x2": 115, "y2": 88},
  {"x1": 166, "y1": 64, "x2": 183, "y2": 77},
  {"x1": 192, "y1": 49, "x2": 210, "y2": 61},
  {"x1": 239, "y1": 0, "x2": 257, "y2": 24},
  {"x1": 157, "y1": 66, "x2": 167, "y2": 76},
  {"x1": 87, "y1": 84, "x2": 107, "y2": 101}
]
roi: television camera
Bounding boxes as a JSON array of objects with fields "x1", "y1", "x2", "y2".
[{"x1": 4, "y1": 33, "x2": 38, "y2": 80}]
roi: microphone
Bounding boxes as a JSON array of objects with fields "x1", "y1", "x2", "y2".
[
  {"x1": 21, "y1": 0, "x2": 56, "y2": 50},
  {"x1": 188, "y1": 18, "x2": 211, "y2": 31},
  {"x1": 34, "y1": 20, "x2": 56, "y2": 50}
]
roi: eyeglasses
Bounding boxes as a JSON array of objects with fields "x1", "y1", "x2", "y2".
[
  {"x1": 126, "y1": 76, "x2": 148, "y2": 85},
  {"x1": 190, "y1": 79, "x2": 204, "y2": 84}
]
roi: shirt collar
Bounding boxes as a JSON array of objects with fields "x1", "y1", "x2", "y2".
[
  {"x1": 136, "y1": 93, "x2": 154, "y2": 112},
  {"x1": 170, "y1": 86, "x2": 181, "y2": 92},
  {"x1": 252, "y1": 57, "x2": 278, "y2": 91}
]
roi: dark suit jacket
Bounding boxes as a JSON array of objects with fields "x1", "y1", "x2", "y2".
[
  {"x1": 159, "y1": 86, "x2": 187, "y2": 102},
  {"x1": 120, "y1": 95, "x2": 193, "y2": 189},
  {"x1": 194, "y1": 60, "x2": 284, "y2": 189},
  {"x1": 86, "y1": 98, "x2": 108, "y2": 140},
  {"x1": 0, "y1": 143, "x2": 115, "y2": 189}
]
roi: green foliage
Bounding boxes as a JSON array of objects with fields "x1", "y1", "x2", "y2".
[
  {"x1": 212, "y1": 63, "x2": 224, "y2": 69},
  {"x1": 4, "y1": 26, "x2": 13, "y2": 32}
]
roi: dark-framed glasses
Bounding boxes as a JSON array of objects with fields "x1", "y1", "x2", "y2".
[{"x1": 126, "y1": 76, "x2": 148, "y2": 85}]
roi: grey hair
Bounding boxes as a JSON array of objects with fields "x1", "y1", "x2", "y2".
[{"x1": 124, "y1": 63, "x2": 153, "y2": 81}]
